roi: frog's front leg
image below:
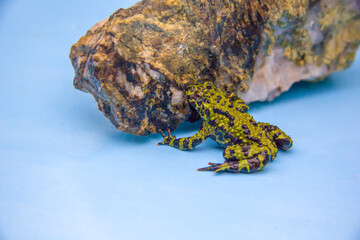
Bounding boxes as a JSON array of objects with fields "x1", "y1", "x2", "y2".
[
  {"x1": 198, "y1": 144, "x2": 273, "y2": 173},
  {"x1": 259, "y1": 122, "x2": 293, "y2": 150},
  {"x1": 158, "y1": 121, "x2": 213, "y2": 150}
]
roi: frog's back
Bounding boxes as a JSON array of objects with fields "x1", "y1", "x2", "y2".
[{"x1": 208, "y1": 104, "x2": 254, "y2": 143}]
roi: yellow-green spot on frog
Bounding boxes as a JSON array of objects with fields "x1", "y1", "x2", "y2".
[{"x1": 158, "y1": 81, "x2": 293, "y2": 173}]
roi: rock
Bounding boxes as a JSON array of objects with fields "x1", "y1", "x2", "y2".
[{"x1": 70, "y1": 0, "x2": 360, "y2": 136}]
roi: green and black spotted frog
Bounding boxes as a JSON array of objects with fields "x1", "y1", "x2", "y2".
[{"x1": 158, "y1": 81, "x2": 293, "y2": 173}]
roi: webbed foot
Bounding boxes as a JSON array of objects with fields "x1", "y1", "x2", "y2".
[
  {"x1": 197, "y1": 161, "x2": 254, "y2": 173},
  {"x1": 197, "y1": 144, "x2": 272, "y2": 173},
  {"x1": 258, "y1": 122, "x2": 293, "y2": 151}
]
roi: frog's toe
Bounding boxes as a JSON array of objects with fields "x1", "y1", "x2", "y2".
[
  {"x1": 157, "y1": 129, "x2": 175, "y2": 146},
  {"x1": 207, "y1": 162, "x2": 221, "y2": 166},
  {"x1": 157, "y1": 136, "x2": 168, "y2": 145},
  {"x1": 157, "y1": 141, "x2": 166, "y2": 146},
  {"x1": 157, "y1": 137, "x2": 174, "y2": 146},
  {"x1": 197, "y1": 162, "x2": 245, "y2": 173},
  {"x1": 197, "y1": 163, "x2": 222, "y2": 172},
  {"x1": 275, "y1": 138, "x2": 293, "y2": 150}
]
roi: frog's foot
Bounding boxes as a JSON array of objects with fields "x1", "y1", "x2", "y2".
[
  {"x1": 197, "y1": 158, "x2": 264, "y2": 173},
  {"x1": 258, "y1": 122, "x2": 293, "y2": 150},
  {"x1": 157, "y1": 122, "x2": 212, "y2": 150},
  {"x1": 157, "y1": 129, "x2": 176, "y2": 146},
  {"x1": 197, "y1": 161, "x2": 250, "y2": 173},
  {"x1": 198, "y1": 144, "x2": 272, "y2": 173}
]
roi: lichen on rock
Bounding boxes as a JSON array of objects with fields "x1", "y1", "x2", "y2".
[{"x1": 70, "y1": 0, "x2": 360, "y2": 135}]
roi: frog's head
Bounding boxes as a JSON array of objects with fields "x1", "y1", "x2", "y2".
[{"x1": 186, "y1": 81, "x2": 216, "y2": 119}]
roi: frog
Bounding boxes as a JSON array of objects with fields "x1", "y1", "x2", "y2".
[{"x1": 158, "y1": 81, "x2": 293, "y2": 173}]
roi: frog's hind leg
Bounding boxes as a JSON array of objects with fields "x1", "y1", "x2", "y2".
[
  {"x1": 259, "y1": 122, "x2": 293, "y2": 150},
  {"x1": 197, "y1": 144, "x2": 272, "y2": 173}
]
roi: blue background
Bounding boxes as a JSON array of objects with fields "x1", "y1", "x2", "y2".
[{"x1": 0, "y1": 0, "x2": 359, "y2": 239}]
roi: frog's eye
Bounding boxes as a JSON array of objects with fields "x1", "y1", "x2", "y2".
[{"x1": 205, "y1": 82, "x2": 213, "y2": 89}]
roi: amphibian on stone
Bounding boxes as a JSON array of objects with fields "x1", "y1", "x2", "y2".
[
  {"x1": 70, "y1": 0, "x2": 360, "y2": 136},
  {"x1": 158, "y1": 82, "x2": 293, "y2": 173}
]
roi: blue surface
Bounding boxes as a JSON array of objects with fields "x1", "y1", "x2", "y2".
[{"x1": 1, "y1": 1, "x2": 360, "y2": 239}]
